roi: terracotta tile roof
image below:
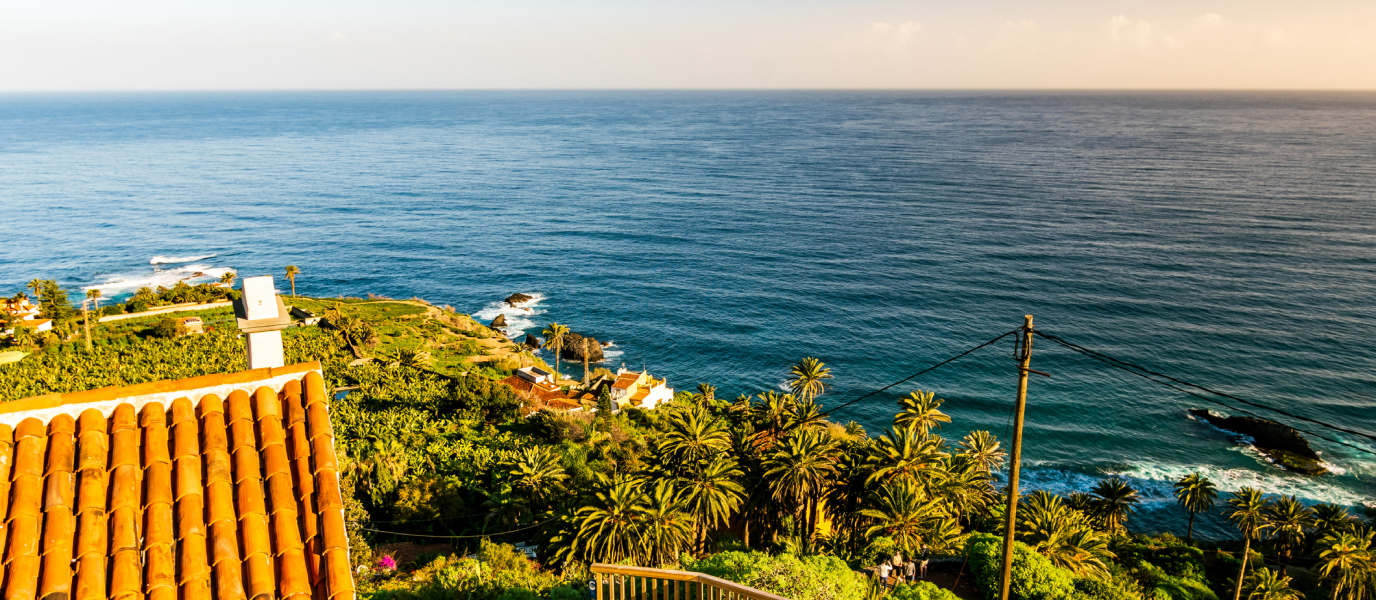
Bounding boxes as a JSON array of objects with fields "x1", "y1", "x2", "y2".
[
  {"x1": 610, "y1": 373, "x2": 639, "y2": 390},
  {"x1": 499, "y1": 375, "x2": 566, "y2": 402},
  {"x1": 545, "y1": 397, "x2": 582, "y2": 411},
  {"x1": 0, "y1": 362, "x2": 355, "y2": 600}
]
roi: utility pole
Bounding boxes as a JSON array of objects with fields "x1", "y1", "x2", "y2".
[
  {"x1": 999, "y1": 315, "x2": 1034, "y2": 600},
  {"x1": 82, "y1": 299, "x2": 93, "y2": 352}
]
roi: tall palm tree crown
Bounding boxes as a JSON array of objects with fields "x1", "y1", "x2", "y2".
[
  {"x1": 896, "y1": 390, "x2": 951, "y2": 435},
  {"x1": 1315, "y1": 530, "x2": 1373, "y2": 600},
  {"x1": 763, "y1": 428, "x2": 839, "y2": 543},
  {"x1": 861, "y1": 479, "x2": 950, "y2": 555},
  {"x1": 958, "y1": 430, "x2": 1006, "y2": 473},
  {"x1": 1246, "y1": 567, "x2": 1303, "y2": 600},
  {"x1": 658, "y1": 405, "x2": 731, "y2": 469},
  {"x1": 787, "y1": 357, "x2": 832, "y2": 403},
  {"x1": 1267, "y1": 496, "x2": 1314, "y2": 560},
  {"x1": 542, "y1": 323, "x2": 570, "y2": 383},
  {"x1": 1173, "y1": 472, "x2": 1218, "y2": 544},
  {"x1": 1226, "y1": 487, "x2": 1274, "y2": 600},
  {"x1": 1090, "y1": 477, "x2": 1140, "y2": 533},
  {"x1": 284, "y1": 265, "x2": 300, "y2": 297},
  {"x1": 510, "y1": 446, "x2": 568, "y2": 505}
]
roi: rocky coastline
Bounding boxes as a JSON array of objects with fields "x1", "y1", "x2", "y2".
[{"x1": 1189, "y1": 409, "x2": 1328, "y2": 475}]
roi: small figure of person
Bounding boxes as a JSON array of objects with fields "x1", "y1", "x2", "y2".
[
  {"x1": 919, "y1": 544, "x2": 930, "y2": 579},
  {"x1": 879, "y1": 562, "x2": 893, "y2": 588},
  {"x1": 904, "y1": 557, "x2": 916, "y2": 583}
]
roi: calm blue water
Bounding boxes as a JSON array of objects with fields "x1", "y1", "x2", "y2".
[{"x1": 3, "y1": 91, "x2": 1375, "y2": 537}]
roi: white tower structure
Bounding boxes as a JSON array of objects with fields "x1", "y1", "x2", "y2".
[{"x1": 234, "y1": 275, "x2": 291, "y2": 369}]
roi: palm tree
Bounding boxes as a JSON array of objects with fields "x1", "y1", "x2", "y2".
[
  {"x1": 1018, "y1": 490, "x2": 1114, "y2": 578},
  {"x1": 824, "y1": 450, "x2": 877, "y2": 554},
  {"x1": 677, "y1": 456, "x2": 745, "y2": 551},
  {"x1": 1246, "y1": 568, "x2": 1304, "y2": 600},
  {"x1": 638, "y1": 480, "x2": 694, "y2": 567},
  {"x1": 1312, "y1": 504, "x2": 1359, "y2": 539},
  {"x1": 934, "y1": 456, "x2": 995, "y2": 527},
  {"x1": 1090, "y1": 477, "x2": 1140, "y2": 533},
  {"x1": 868, "y1": 426, "x2": 948, "y2": 488},
  {"x1": 1315, "y1": 530, "x2": 1373, "y2": 600},
  {"x1": 284, "y1": 265, "x2": 300, "y2": 297},
  {"x1": 958, "y1": 430, "x2": 1006, "y2": 474},
  {"x1": 510, "y1": 446, "x2": 568, "y2": 506},
  {"x1": 659, "y1": 405, "x2": 731, "y2": 470},
  {"x1": 787, "y1": 357, "x2": 832, "y2": 403},
  {"x1": 1227, "y1": 488, "x2": 1274, "y2": 600},
  {"x1": 26, "y1": 279, "x2": 42, "y2": 299},
  {"x1": 786, "y1": 397, "x2": 826, "y2": 431},
  {"x1": 86, "y1": 288, "x2": 102, "y2": 310},
  {"x1": 1174, "y1": 472, "x2": 1218, "y2": 544},
  {"x1": 575, "y1": 476, "x2": 646, "y2": 564},
  {"x1": 861, "y1": 479, "x2": 948, "y2": 555},
  {"x1": 1268, "y1": 496, "x2": 1314, "y2": 561},
  {"x1": 763, "y1": 428, "x2": 839, "y2": 544},
  {"x1": 696, "y1": 383, "x2": 717, "y2": 407},
  {"x1": 897, "y1": 390, "x2": 951, "y2": 435},
  {"x1": 219, "y1": 271, "x2": 237, "y2": 286},
  {"x1": 392, "y1": 348, "x2": 432, "y2": 368},
  {"x1": 542, "y1": 323, "x2": 570, "y2": 383}
]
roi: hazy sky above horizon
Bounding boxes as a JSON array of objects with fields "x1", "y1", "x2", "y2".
[{"x1": 4, "y1": 0, "x2": 1375, "y2": 90}]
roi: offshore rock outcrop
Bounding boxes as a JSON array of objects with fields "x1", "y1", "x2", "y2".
[
  {"x1": 504, "y1": 293, "x2": 533, "y2": 306},
  {"x1": 489, "y1": 314, "x2": 507, "y2": 329},
  {"x1": 524, "y1": 333, "x2": 541, "y2": 350},
  {"x1": 561, "y1": 332, "x2": 605, "y2": 363},
  {"x1": 1189, "y1": 409, "x2": 1327, "y2": 475}
]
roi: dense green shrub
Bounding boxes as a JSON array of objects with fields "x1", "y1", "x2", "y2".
[
  {"x1": 889, "y1": 581, "x2": 960, "y2": 600},
  {"x1": 1073, "y1": 578, "x2": 1135, "y2": 600},
  {"x1": 683, "y1": 551, "x2": 868, "y2": 600},
  {"x1": 149, "y1": 317, "x2": 188, "y2": 339},
  {"x1": 966, "y1": 533, "x2": 1074, "y2": 600},
  {"x1": 364, "y1": 541, "x2": 574, "y2": 600}
]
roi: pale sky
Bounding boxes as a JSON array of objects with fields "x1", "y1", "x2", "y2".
[{"x1": 3, "y1": 0, "x2": 1375, "y2": 90}]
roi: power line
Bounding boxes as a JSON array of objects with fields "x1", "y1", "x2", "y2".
[
  {"x1": 1035, "y1": 331, "x2": 1376, "y2": 447},
  {"x1": 349, "y1": 508, "x2": 495, "y2": 524},
  {"x1": 355, "y1": 517, "x2": 557, "y2": 540},
  {"x1": 1034, "y1": 330, "x2": 1376, "y2": 458},
  {"x1": 821, "y1": 330, "x2": 1019, "y2": 419}
]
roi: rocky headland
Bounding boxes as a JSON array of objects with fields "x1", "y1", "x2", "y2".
[{"x1": 1189, "y1": 409, "x2": 1328, "y2": 475}]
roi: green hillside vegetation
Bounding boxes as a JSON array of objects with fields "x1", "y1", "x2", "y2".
[{"x1": 4, "y1": 284, "x2": 1374, "y2": 600}]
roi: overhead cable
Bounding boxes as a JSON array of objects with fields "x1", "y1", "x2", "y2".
[
  {"x1": 1034, "y1": 330, "x2": 1376, "y2": 457},
  {"x1": 821, "y1": 330, "x2": 1018, "y2": 418},
  {"x1": 355, "y1": 517, "x2": 557, "y2": 540}
]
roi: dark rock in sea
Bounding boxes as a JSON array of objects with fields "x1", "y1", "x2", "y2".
[
  {"x1": 505, "y1": 293, "x2": 533, "y2": 306},
  {"x1": 490, "y1": 314, "x2": 507, "y2": 329},
  {"x1": 561, "y1": 332, "x2": 605, "y2": 363},
  {"x1": 524, "y1": 333, "x2": 541, "y2": 350},
  {"x1": 1189, "y1": 409, "x2": 1328, "y2": 475}
]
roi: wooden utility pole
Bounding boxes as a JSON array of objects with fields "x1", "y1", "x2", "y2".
[
  {"x1": 583, "y1": 338, "x2": 592, "y2": 388},
  {"x1": 998, "y1": 315, "x2": 1034, "y2": 600},
  {"x1": 82, "y1": 299, "x2": 93, "y2": 352}
]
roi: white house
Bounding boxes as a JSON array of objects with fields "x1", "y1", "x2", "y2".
[
  {"x1": 608, "y1": 368, "x2": 674, "y2": 410},
  {"x1": 3, "y1": 298, "x2": 53, "y2": 337}
]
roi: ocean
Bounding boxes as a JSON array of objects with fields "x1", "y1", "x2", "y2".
[{"x1": 2, "y1": 91, "x2": 1374, "y2": 539}]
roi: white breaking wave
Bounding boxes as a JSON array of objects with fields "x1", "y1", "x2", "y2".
[
  {"x1": 150, "y1": 254, "x2": 216, "y2": 265},
  {"x1": 1008, "y1": 460, "x2": 1370, "y2": 508},
  {"x1": 85, "y1": 264, "x2": 234, "y2": 296},
  {"x1": 602, "y1": 348, "x2": 625, "y2": 360},
  {"x1": 473, "y1": 292, "x2": 547, "y2": 339}
]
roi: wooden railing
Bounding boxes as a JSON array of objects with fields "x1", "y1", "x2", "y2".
[{"x1": 591, "y1": 564, "x2": 790, "y2": 600}]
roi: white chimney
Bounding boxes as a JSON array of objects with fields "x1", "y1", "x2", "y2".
[{"x1": 234, "y1": 275, "x2": 291, "y2": 369}]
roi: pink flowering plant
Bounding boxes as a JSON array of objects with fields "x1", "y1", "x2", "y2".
[{"x1": 377, "y1": 555, "x2": 398, "y2": 572}]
